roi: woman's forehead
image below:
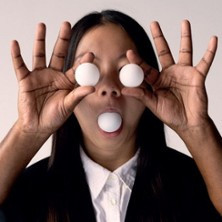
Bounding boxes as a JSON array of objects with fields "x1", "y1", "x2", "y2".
[{"x1": 75, "y1": 23, "x2": 137, "y2": 60}]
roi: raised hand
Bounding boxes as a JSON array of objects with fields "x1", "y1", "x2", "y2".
[
  {"x1": 12, "y1": 22, "x2": 95, "y2": 136},
  {"x1": 122, "y1": 20, "x2": 217, "y2": 134}
]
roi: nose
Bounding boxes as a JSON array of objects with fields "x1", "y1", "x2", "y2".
[{"x1": 97, "y1": 76, "x2": 121, "y2": 98}]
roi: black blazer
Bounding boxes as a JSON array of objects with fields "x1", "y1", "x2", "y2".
[{"x1": 1, "y1": 147, "x2": 221, "y2": 222}]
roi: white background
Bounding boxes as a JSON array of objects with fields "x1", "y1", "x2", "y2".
[{"x1": 0, "y1": 0, "x2": 221, "y2": 165}]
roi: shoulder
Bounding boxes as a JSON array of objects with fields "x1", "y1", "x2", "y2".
[
  {"x1": 161, "y1": 146, "x2": 193, "y2": 163},
  {"x1": 159, "y1": 147, "x2": 221, "y2": 220},
  {"x1": 7, "y1": 157, "x2": 50, "y2": 200},
  {"x1": 160, "y1": 147, "x2": 197, "y2": 174},
  {"x1": 1, "y1": 157, "x2": 51, "y2": 221},
  {"x1": 14, "y1": 157, "x2": 50, "y2": 189},
  {"x1": 159, "y1": 147, "x2": 205, "y2": 189},
  {"x1": 25, "y1": 157, "x2": 50, "y2": 179}
]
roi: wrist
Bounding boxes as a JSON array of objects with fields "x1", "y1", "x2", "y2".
[
  {"x1": 0, "y1": 121, "x2": 51, "y2": 204},
  {"x1": 13, "y1": 119, "x2": 51, "y2": 142},
  {"x1": 176, "y1": 115, "x2": 212, "y2": 140},
  {"x1": 177, "y1": 117, "x2": 221, "y2": 154},
  {"x1": 1, "y1": 121, "x2": 52, "y2": 158},
  {"x1": 0, "y1": 121, "x2": 51, "y2": 169}
]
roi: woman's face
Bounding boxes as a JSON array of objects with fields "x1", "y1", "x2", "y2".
[{"x1": 73, "y1": 23, "x2": 146, "y2": 150}]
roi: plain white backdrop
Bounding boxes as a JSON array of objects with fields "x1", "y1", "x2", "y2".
[{"x1": 0, "y1": 0, "x2": 221, "y2": 165}]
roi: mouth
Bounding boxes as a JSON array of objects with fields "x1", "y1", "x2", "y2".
[
  {"x1": 98, "y1": 122, "x2": 123, "y2": 138},
  {"x1": 97, "y1": 110, "x2": 123, "y2": 137}
]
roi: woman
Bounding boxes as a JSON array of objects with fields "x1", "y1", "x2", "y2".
[{"x1": 0, "y1": 10, "x2": 222, "y2": 221}]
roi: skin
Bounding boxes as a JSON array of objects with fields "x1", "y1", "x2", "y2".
[
  {"x1": 0, "y1": 20, "x2": 221, "y2": 214},
  {"x1": 73, "y1": 23, "x2": 145, "y2": 170}
]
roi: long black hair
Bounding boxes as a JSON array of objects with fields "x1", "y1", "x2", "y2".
[{"x1": 47, "y1": 10, "x2": 174, "y2": 222}]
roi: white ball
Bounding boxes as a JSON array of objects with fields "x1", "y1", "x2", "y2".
[
  {"x1": 98, "y1": 112, "x2": 122, "y2": 133},
  {"x1": 75, "y1": 63, "x2": 100, "y2": 86},
  {"x1": 119, "y1": 64, "x2": 144, "y2": 87}
]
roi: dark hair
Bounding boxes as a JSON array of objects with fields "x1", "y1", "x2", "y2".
[{"x1": 47, "y1": 10, "x2": 172, "y2": 221}]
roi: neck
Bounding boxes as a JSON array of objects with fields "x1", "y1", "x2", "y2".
[{"x1": 82, "y1": 136, "x2": 138, "y2": 171}]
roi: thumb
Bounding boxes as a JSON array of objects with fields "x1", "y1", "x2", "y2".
[
  {"x1": 122, "y1": 87, "x2": 157, "y2": 114},
  {"x1": 64, "y1": 86, "x2": 95, "y2": 114}
]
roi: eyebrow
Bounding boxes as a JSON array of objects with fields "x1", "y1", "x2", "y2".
[
  {"x1": 74, "y1": 51, "x2": 128, "y2": 62},
  {"x1": 117, "y1": 52, "x2": 128, "y2": 60},
  {"x1": 74, "y1": 52, "x2": 86, "y2": 61}
]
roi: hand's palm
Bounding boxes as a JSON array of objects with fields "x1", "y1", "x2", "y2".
[
  {"x1": 153, "y1": 65, "x2": 207, "y2": 130},
  {"x1": 12, "y1": 22, "x2": 94, "y2": 134},
  {"x1": 123, "y1": 20, "x2": 217, "y2": 132},
  {"x1": 18, "y1": 68, "x2": 73, "y2": 133}
]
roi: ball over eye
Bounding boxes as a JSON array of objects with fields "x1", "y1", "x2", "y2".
[
  {"x1": 75, "y1": 63, "x2": 100, "y2": 86},
  {"x1": 119, "y1": 64, "x2": 144, "y2": 87}
]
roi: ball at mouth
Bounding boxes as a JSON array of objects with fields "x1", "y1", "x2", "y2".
[{"x1": 97, "y1": 112, "x2": 122, "y2": 133}]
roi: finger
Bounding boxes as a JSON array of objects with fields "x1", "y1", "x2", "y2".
[
  {"x1": 32, "y1": 23, "x2": 46, "y2": 70},
  {"x1": 65, "y1": 52, "x2": 95, "y2": 84},
  {"x1": 150, "y1": 21, "x2": 175, "y2": 69},
  {"x1": 126, "y1": 50, "x2": 159, "y2": 86},
  {"x1": 122, "y1": 87, "x2": 157, "y2": 112},
  {"x1": 196, "y1": 36, "x2": 218, "y2": 76},
  {"x1": 64, "y1": 86, "x2": 95, "y2": 113},
  {"x1": 49, "y1": 22, "x2": 71, "y2": 71},
  {"x1": 178, "y1": 20, "x2": 193, "y2": 66},
  {"x1": 11, "y1": 40, "x2": 30, "y2": 81}
]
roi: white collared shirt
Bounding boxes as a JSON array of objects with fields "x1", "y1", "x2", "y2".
[{"x1": 80, "y1": 148, "x2": 139, "y2": 222}]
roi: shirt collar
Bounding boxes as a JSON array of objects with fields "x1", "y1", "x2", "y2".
[{"x1": 80, "y1": 147, "x2": 139, "y2": 200}]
